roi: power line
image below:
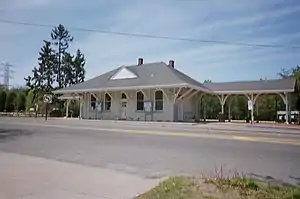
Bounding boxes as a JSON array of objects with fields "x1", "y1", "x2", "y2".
[{"x1": 1, "y1": 19, "x2": 300, "y2": 49}]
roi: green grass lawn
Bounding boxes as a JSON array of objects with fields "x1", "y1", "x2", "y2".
[{"x1": 137, "y1": 176, "x2": 300, "y2": 199}]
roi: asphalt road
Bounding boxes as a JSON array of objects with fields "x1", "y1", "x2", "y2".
[{"x1": 0, "y1": 117, "x2": 300, "y2": 186}]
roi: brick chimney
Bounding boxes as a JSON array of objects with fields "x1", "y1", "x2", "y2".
[
  {"x1": 138, "y1": 58, "x2": 143, "y2": 66},
  {"x1": 169, "y1": 60, "x2": 175, "y2": 68}
]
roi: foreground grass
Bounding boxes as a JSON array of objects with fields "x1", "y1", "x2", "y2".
[{"x1": 137, "y1": 176, "x2": 300, "y2": 199}]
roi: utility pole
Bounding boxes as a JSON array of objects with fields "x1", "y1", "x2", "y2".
[{"x1": 0, "y1": 61, "x2": 14, "y2": 89}]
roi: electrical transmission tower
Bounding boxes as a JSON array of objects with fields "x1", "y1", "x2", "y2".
[{"x1": 0, "y1": 61, "x2": 14, "y2": 89}]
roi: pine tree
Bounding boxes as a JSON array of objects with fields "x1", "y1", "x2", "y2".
[
  {"x1": 39, "y1": 40, "x2": 56, "y2": 92},
  {"x1": 24, "y1": 40, "x2": 55, "y2": 105},
  {"x1": 73, "y1": 49, "x2": 86, "y2": 84},
  {"x1": 61, "y1": 52, "x2": 74, "y2": 87},
  {"x1": 51, "y1": 24, "x2": 73, "y2": 88}
]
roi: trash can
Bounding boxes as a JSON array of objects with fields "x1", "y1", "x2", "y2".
[{"x1": 218, "y1": 113, "x2": 225, "y2": 122}]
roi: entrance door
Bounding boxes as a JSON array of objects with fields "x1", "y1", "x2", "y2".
[
  {"x1": 121, "y1": 101, "x2": 127, "y2": 119},
  {"x1": 120, "y1": 93, "x2": 128, "y2": 120}
]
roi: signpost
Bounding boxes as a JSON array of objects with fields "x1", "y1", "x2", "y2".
[
  {"x1": 143, "y1": 101, "x2": 153, "y2": 121},
  {"x1": 247, "y1": 100, "x2": 253, "y2": 111},
  {"x1": 248, "y1": 100, "x2": 253, "y2": 124},
  {"x1": 44, "y1": 94, "x2": 53, "y2": 121},
  {"x1": 96, "y1": 101, "x2": 103, "y2": 120}
]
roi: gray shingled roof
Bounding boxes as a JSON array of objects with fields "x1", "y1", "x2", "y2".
[
  {"x1": 53, "y1": 62, "x2": 212, "y2": 94},
  {"x1": 203, "y1": 78, "x2": 296, "y2": 94}
]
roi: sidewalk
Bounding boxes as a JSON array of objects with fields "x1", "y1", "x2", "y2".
[{"x1": 0, "y1": 152, "x2": 159, "y2": 199}]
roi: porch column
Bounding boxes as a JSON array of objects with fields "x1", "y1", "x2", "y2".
[
  {"x1": 65, "y1": 100, "x2": 70, "y2": 118},
  {"x1": 245, "y1": 93, "x2": 260, "y2": 124},
  {"x1": 285, "y1": 92, "x2": 291, "y2": 124},
  {"x1": 250, "y1": 93, "x2": 254, "y2": 124},
  {"x1": 79, "y1": 96, "x2": 83, "y2": 120},
  {"x1": 217, "y1": 94, "x2": 229, "y2": 114},
  {"x1": 228, "y1": 99, "x2": 232, "y2": 122},
  {"x1": 195, "y1": 97, "x2": 199, "y2": 120}
]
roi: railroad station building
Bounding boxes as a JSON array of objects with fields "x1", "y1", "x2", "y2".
[{"x1": 53, "y1": 58, "x2": 296, "y2": 124}]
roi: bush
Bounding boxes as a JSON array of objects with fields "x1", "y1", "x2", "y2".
[{"x1": 49, "y1": 109, "x2": 63, "y2": 117}]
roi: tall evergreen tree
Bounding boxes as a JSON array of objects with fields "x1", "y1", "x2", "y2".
[
  {"x1": 73, "y1": 49, "x2": 86, "y2": 84},
  {"x1": 39, "y1": 40, "x2": 56, "y2": 92},
  {"x1": 25, "y1": 40, "x2": 55, "y2": 91},
  {"x1": 51, "y1": 24, "x2": 73, "y2": 88},
  {"x1": 61, "y1": 52, "x2": 74, "y2": 87},
  {"x1": 24, "y1": 40, "x2": 56, "y2": 105}
]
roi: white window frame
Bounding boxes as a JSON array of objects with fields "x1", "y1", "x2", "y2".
[
  {"x1": 90, "y1": 94, "x2": 96, "y2": 111},
  {"x1": 154, "y1": 90, "x2": 164, "y2": 111},
  {"x1": 136, "y1": 91, "x2": 144, "y2": 111},
  {"x1": 104, "y1": 93, "x2": 112, "y2": 111}
]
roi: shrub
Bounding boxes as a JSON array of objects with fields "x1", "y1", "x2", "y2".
[
  {"x1": 49, "y1": 109, "x2": 63, "y2": 117},
  {"x1": 0, "y1": 90, "x2": 7, "y2": 112}
]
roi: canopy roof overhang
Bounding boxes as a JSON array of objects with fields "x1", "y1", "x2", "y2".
[
  {"x1": 53, "y1": 83, "x2": 212, "y2": 94},
  {"x1": 53, "y1": 78, "x2": 296, "y2": 96},
  {"x1": 203, "y1": 78, "x2": 296, "y2": 95},
  {"x1": 58, "y1": 94, "x2": 81, "y2": 100}
]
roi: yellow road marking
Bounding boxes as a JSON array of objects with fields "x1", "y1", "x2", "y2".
[{"x1": 1, "y1": 121, "x2": 300, "y2": 146}]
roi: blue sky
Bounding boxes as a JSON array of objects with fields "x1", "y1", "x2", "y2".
[{"x1": 0, "y1": 0, "x2": 299, "y2": 87}]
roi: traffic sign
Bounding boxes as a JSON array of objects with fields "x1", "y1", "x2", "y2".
[
  {"x1": 247, "y1": 100, "x2": 253, "y2": 110},
  {"x1": 44, "y1": 94, "x2": 52, "y2": 104}
]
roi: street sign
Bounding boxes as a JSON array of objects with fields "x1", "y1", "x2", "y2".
[
  {"x1": 44, "y1": 94, "x2": 52, "y2": 104},
  {"x1": 247, "y1": 100, "x2": 253, "y2": 110}
]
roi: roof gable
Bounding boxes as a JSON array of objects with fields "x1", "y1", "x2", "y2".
[{"x1": 110, "y1": 67, "x2": 138, "y2": 80}]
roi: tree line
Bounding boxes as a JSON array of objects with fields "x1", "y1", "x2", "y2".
[{"x1": 0, "y1": 24, "x2": 85, "y2": 116}]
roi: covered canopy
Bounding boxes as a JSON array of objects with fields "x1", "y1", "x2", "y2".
[
  {"x1": 203, "y1": 78, "x2": 296, "y2": 94},
  {"x1": 57, "y1": 94, "x2": 80, "y2": 100}
]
